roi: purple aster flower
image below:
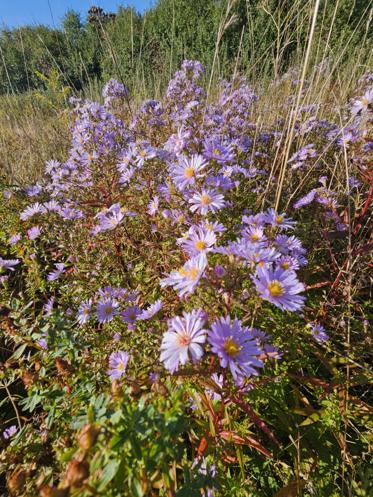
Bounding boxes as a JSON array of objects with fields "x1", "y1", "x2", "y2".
[
  {"x1": 103, "y1": 79, "x2": 129, "y2": 105},
  {"x1": 96, "y1": 298, "x2": 119, "y2": 323},
  {"x1": 160, "y1": 309, "x2": 207, "y2": 372},
  {"x1": 214, "y1": 265, "x2": 225, "y2": 277},
  {"x1": 294, "y1": 189, "x2": 317, "y2": 209},
  {"x1": 44, "y1": 296, "x2": 55, "y2": 316},
  {"x1": 94, "y1": 203, "x2": 125, "y2": 233},
  {"x1": 43, "y1": 200, "x2": 61, "y2": 212},
  {"x1": 164, "y1": 126, "x2": 190, "y2": 155},
  {"x1": 135, "y1": 144, "x2": 157, "y2": 168},
  {"x1": 108, "y1": 351, "x2": 129, "y2": 380},
  {"x1": 243, "y1": 226, "x2": 267, "y2": 243},
  {"x1": 20, "y1": 202, "x2": 46, "y2": 221},
  {"x1": 149, "y1": 371, "x2": 159, "y2": 383},
  {"x1": 203, "y1": 138, "x2": 234, "y2": 164},
  {"x1": 25, "y1": 184, "x2": 43, "y2": 197},
  {"x1": 277, "y1": 255, "x2": 300, "y2": 271},
  {"x1": 309, "y1": 323, "x2": 329, "y2": 343},
  {"x1": 77, "y1": 299, "x2": 92, "y2": 325},
  {"x1": 8, "y1": 234, "x2": 21, "y2": 245},
  {"x1": 242, "y1": 213, "x2": 266, "y2": 227},
  {"x1": 178, "y1": 226, "x2": 216, "y2": 256},
  {"x1": 200, "y1": 220, "x2": 226, "y2": 233},
  {"x1": 98, "y1": 286, "x2": 127, "y2": 300},
  {"x1": 265, "y1": 208, "x2": 295, "y2": 230},
  {"x1": 170, "y1": 155, "x2": 207, "y2": 191},
  {"x1": 160, "y1": 253, "x2": 207, "y2": 297},
  {"x1": 0, "y1": 258, "x2": 19, "y2": 271},
  {"x1": 137, "y1": 299, "x2": 163, "y2": 321},
  {"x1": 27, "y1": 226, "x2": 42, "y2": 240},
  {"x1": 3, "y1": 425, "x2": 17, "y2": 439},
  {"x1": 252, "y1": 265, "x2": 305, "y2": 312},
  {"x1": 189, "y1": 189, "x2": 225, "y2": 216},
  {"x1": 47, "y1": 263, "x2": 66, "y2": 281},
  {"x1": 148, "y1": 196, "x2": 159, "y2": 216},
  {"x1": 208, "y1": 316, "x2": 263, "y2": 383},
  {"x1": 351, "y1": 88, "x2": 373, "y2": 115},
  {"x1": 275, "y1": 235, "x2": 304, "y2": 254},
  {"x1": 121, "y1": 305, "x2": 141, "y2": 328}
]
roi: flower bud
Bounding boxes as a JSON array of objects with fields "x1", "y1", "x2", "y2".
[
  {"x1": 64, "y1": 459, "x2": 89, "y2": 488},
  {"x1": 7, "y1": 469, "x2": 26, "y2": 494},
  {"x1": 39, "y1": 486, "x2": 70, "y2": 497},
  {"x1": 78, "y1": 424, "x2": 100, "y2": 450}
]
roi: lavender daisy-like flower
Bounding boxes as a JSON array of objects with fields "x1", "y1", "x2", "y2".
[
  {"x1": 77, "y1": 299, "x2": 92, "y2": 325},
  {"x1": 178, "y1": 226, "x2": 216, "y2": 256},
  {"x1": 160, "y1": 253, "x2": 207, "y2": 297},
  {"x1": 189, "y1": 189, "x2": 225, "y2": 216},
  {"x1": 293, "y1": 189, "x2": 317, "y2": 209},
  {"x1": 308, "y1": 323, "x2": 329, "y2": 343},
  {"x1": 27, "y1": 226, "x2": 42, "y2": 240},
  {"x1": 252, "y1": 265, "x2": 305, "y2": 312},
  {"x1": 148, "y1": 196, "x2": 159, "y2": 216},
  {"x1": 351, "y1": 88, "x2": 373, "y2": 115},
  {"x1": 277, "y1": 255, "x2": 300, "y2": 271},
  {"x1": 108, "y1": 351, "x2": 129, "y2": 380},
  {"x1": 208, "y1": 316, "x2": 263, "y2": 383},
  {"x1": 95, "y1": 203, "x2": 125, "y2": 233},
  {"x1": 9, "y1": 234, "x2": 21, "y2": 245},
  {"x1": 47, "y1": 263, "x2": 66, "y2": 281},
  {"x1": 243, "y1": 226, "x2": 267, "y2": 243},
  {"x1": 137, "y1": 299, "x2": 163, "y2": 321},
  {"x1": 3, "y1": 425, "x2": 17, "y2": 439},
  {"x1": 96, "y1": 298, "x2": 119, "y2": 323},
  {"x1": 265, "y1": 208, "x2": 295, "y2": 230},
  {"x1": 44, "y1": 296, "x2": 55, "y2": 316},
  {"x1": 160, "y1": 309, "x2": 207, "y2": 372},
  {"x1": 121, "y1": 305, "x2": 141, "y2": 328},
  {"x1": 203, "y1": 138, "x2": 234, "y2": 164},
  {"x1": 20, "y1": 202, "x2": 46, "y2": 221},
  {"x1": 0, "y1": 258, "x2": 19, "y2": 271},
  {"x1": 170, "y1": 154, "x2": 207, "y2": 190}
]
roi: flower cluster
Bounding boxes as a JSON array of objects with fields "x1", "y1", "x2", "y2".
[{"x1": 5, "y1": 60, "x2": 370, "y2": 396}]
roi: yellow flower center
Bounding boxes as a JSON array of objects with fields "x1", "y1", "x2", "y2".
[
  {"x1": 179, "y1": 266, "x2": 199, "y2": 280},
  {"x1": 186, "y1": 267, "x2": 200, "y2": 280},
  {"x1": 205, "y1": 223, "x2": 213, "y2": 231},
  {"x1": 105, "y1": 306, "x2": 113, "y2": 315},
  {"x1": 275, "y1": 215, "x2": 284, "y2": 224},
  {"x1": 223, "y1": 337, "x2": 241, "y2": 357},
  {"x1": 361, "y1": 97, "x2": 369, "y2": 107},
  {"x1": 213, "y1": 148, "x2": 221, "y2": 155},
  {"x1": 195, "y1": 240, "x2": 207, "y2": 251},
  {"x1": 251, "y1": 234, "x2": 260, "y2": 242},
  {"x1": 257, "y1": 261, "x2": 265, "y2": 267},
  {"x1": 118, "y1": 361, "x2": 126, "y2": 371},
  {"x1": 281, "y1": 262, "x2": 290, "y2": 270},
  {"x1": 200, "y1": 194, "x2": 211, "y2": 206},
  {"x1": 184, "y1": 167, "x2": 195, "y2": 178},
  {"x1": 139, "y1": 150, "x2": 147, "y2": 158},
  {"x1": 267, "y1": 281, "x2": 284, "y2": 297},
  {"x1": 83, "y1": 309, "x2": 90, "y2": 315}
]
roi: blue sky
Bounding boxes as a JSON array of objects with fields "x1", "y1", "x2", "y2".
[{"x1": 0, "y1": 0, "x2": 154, "y2": 28}]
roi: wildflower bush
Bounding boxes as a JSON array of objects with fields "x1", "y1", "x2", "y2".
[{"x1": 0, "y1": 61, "x2": 372, "y2": 496}]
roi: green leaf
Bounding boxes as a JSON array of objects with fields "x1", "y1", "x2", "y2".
[{"x1": 97, "y1": 459, "x2": 121, "y2": 491}]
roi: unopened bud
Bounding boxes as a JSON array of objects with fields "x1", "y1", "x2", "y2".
[
  {"x1": 78, "y1": 424, "x2": 100, "y2": 450},
  {"x1": 64, "y1": 459, "x2": 89, "y2": 488}
]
